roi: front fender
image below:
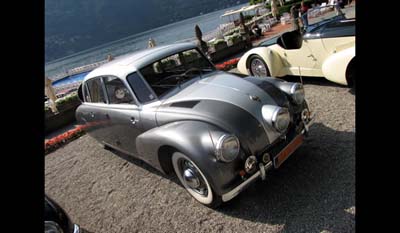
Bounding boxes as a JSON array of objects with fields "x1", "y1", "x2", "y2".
[
  {"x1": 322, "y1": 47, "x2": 355, "y2": 86},
  {"x1": 136, "y1": 120, "x2": 244, "y2": 196},
  {"x1": 237, "y1": 46, "x2": 285, "y2": 77}
]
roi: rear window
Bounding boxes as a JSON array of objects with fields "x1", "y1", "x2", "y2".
[{"x1": 86, "y1": 78, "x2": 107, "y2": 103}]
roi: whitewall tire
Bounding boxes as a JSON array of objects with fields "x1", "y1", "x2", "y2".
[{"x1": 172, "y1": 152, "x2": 221, "y2": 207}]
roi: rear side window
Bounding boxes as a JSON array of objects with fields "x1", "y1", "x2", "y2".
[
  {"x1": 103, "y1": 76, "x2": 135, "y2": 104},
  {"x1": 86, "y1": 78, "x2": 107, "y2": 103},
  {"x1": 126, "y1": 72, "x2": 156, "y2": 103},
  {"x1": 83, "y1": 83, "x2": 91, "y2": 102}
]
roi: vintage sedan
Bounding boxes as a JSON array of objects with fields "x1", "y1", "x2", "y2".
[
  {"x1": 75, "y1": 43, "x2": 315, "y2": 207},
  {"x1": 237, "y1": 6, "x2": 355, "y2": 86}
]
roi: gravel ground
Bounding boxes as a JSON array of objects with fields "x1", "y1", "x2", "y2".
[{"x1": 45, "y1": 75, "x2": 355, "y2": 233}]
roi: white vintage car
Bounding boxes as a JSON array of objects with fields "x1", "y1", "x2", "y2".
[{"x1": 237, "y1": 8, "x2": 355, "y2": 86}]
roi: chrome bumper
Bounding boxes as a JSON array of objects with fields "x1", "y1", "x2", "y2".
[
  {"x1": 221, "y1": 111, "x2": 316, "y2": 202},
  {"x1": 73, "y1": 224, "x2": 80, "y2": 233}
]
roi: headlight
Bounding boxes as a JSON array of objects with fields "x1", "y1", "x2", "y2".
[
  {"x1": 215, "y1": 135, "x2": 240, "y2": 162},
  {"x1": 262, "y1": 105, "x2": 290, "y2": 133},
  {"x1": 290, "y1": 83, "x2": 305, "y2": 104}
]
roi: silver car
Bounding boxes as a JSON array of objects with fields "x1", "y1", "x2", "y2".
[{"x1": 76, "y1": 43, "x2": 315, "y2": 208}]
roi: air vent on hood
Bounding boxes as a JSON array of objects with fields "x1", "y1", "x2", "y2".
[{"x1": 170, "y1": 101, "x2": 200, "y2": 108}]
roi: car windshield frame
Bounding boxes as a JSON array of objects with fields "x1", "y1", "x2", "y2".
[
  {"x1": 306, "y1": 5, "x2": 346, "y2": 27},
  {"x1": 137, "y1": 48, "x2": 215, "y2": 99}
]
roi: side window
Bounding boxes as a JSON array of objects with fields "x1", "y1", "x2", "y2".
[
  {"x1": 103, "y1": 76, "x2": 135, "y2": 104},
  {"x1": 126, "y1": 72, "x2": 156, "y2": 103},
  {"x1": 83, "y1": 83, "x2": 91, "y2": 102},
  {"x1": 86, "y1": 78, "x2": 106, "y2": 103}
]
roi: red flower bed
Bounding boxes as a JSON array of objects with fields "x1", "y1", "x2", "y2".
[
  {"x1": 215, "y1": 57, "x2": 241, "y2": 71},
  {"x1": 45, "y1": 125, "x2": 88, "y2": 155}
]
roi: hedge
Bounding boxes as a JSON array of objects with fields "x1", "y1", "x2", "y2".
[{"x1": 45, "y1": 92, "x2": 79, "y2": 113}]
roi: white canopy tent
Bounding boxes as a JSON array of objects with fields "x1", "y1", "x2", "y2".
[{"x1": 220, "y1": 3, "x2": 266, "y2": 22}]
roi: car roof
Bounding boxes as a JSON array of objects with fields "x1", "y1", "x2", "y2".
[{"x1": 84, "y1": 42, "x2": 197, "y2": 82}]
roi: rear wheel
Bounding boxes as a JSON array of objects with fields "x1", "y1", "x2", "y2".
[
  {"x1": 346, "y1": 58, "x2": 355, "y2": 88},
  {"x1": 248, "y1": 55, "x2": 270, "y2": 77},
  {"x1": 172, "y1": 152, "x2": 222, "y2": 208}
]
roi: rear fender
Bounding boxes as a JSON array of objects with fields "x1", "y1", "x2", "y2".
[{"x1": 322, "y1": 47, "x2": 355, "y2": 86}]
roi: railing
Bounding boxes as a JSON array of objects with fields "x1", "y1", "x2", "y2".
[{"x1": 49, "y1": 59, "x2": 109, "y2": 82}]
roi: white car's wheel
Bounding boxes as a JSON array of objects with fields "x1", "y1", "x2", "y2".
[
  {"x1": 172, "y1": 152, "x2": 221, "y2": 207},
  {"x1": 249, "y1": 55, "x2": 270, "y2": 77}
]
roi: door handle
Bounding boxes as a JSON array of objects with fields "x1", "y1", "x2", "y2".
[
  {"x1": 90, "y1": 112, "x2": 95, "y2": 118},
  {"x1": 130, "y1": 117, "x2": 138, "y2": 125},
  {"x1": 307, "y1": 54, "x2": 317, "y2": 61}
]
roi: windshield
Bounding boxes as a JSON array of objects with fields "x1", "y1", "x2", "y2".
[
  {"x1": 139, "y1": 48, "x2": 215, "y2": 98},
  {"x1": 307, "y1": 5, "x2": 347, "y2": 26}
]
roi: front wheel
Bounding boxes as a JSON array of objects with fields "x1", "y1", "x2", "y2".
[
  {"x1": 248, "y1": 55, "x2": 270, "y2": 77},
  {"x1": 172, "y1": 152, "x2": 222, "y2": 208}
]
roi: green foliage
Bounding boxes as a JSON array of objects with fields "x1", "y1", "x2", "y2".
[
  {"x1": 210, "y1": 39, "x2": 226, "y2": 46},
  {"x1": 244, "y1": 15, "x2": 254, "y2": 21},
  {"x1": 55, "y1": 92, "x2": 79, "y2": 106},
  {"x1": 225, "y1": 33, "x2": 241, "y2": 41},
  {"x1": 249, "y1": 0, "x2": 264, "y2": 5}
]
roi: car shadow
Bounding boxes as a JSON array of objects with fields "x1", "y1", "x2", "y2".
[
  {"x1": 105, "y1": 123, "x2": 355, "y2": 232},
  {"x1": 105, "y1": 145, "x2": 181, "y2": 184},
  {"x1": 217, "y1": 122, "x2": 355, "y2": 232}
]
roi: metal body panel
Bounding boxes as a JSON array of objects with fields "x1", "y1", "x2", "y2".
[
  {"x1": 135, "y1": 121, "x2": 245, "y2": 195},
  {"x1": 76, "y1": 42, "x2": 312, "y2": 200}
]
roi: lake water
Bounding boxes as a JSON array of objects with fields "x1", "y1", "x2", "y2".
[{"x1": 45, "y1": 3, "x2": 248, "y2": 78}]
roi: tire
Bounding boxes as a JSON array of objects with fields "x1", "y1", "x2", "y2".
[
  {"x1": 346, "y1": 58, "x2": 355, "y2": 88},
  {"x1": 248, "y1": 55, "x2": 270, "y2": 77},
  {"x1": 172, "y1": 152, "x2": 222, "y2": 208}
]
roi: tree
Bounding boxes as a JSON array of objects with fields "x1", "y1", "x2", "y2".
[{"x1": 278, "y1": 0, "x2": 285, "y2": 7}]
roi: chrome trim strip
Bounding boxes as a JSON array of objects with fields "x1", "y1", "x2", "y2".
[
  {"x1": 302, "y1": 112, "x2": 316, "y2": 133},
  {"x1": 221, "y1": 161, "x2": 273, "y2": 202}
]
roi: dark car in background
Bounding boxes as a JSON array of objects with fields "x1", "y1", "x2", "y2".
[{"x1": 45, "y1": 195, "x2": 81, "y2": 233}]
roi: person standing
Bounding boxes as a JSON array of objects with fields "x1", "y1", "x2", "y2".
[
  {"x1": 148, "y1": 38, "x2": 156, "y2": 48},
  {"x1": 290, "y1": 4, "x2": 301, "y2": 32},
  {"x1": 300, "y1": 1, "x2": 309, "y2": 30}
]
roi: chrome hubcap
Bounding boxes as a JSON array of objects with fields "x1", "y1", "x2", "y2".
[
  {"x1": 250, "y1": 58, "x2": 267, "y2": 77},
  {"x1": 179, "y1": 159, "x2": 208, "y2": 196},
  {"x1": 183, "y1": 168, "x2": 200, "y2": 189}
]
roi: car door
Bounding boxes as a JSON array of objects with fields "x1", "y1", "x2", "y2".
[
  {"x1": 102, "y1": 75, "x2": 142, "y2": 156},
  {"x1": 275, "y1": 31, "x2": 318, "y2": 76},
  {"x1": 78, "y1": 77, "x2": 112, "y2": 145}
]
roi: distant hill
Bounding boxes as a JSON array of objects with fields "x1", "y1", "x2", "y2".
[{"x1": 45, "y1": 0, "x2": 248, "y2": 62}]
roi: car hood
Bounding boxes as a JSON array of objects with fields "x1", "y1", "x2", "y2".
[
  {"x1": 156, "y1": 71, "x2": 289, "y2": 150},
  {"x1": 161, "y1": 71, "x2": 287, "y2": 119}
]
